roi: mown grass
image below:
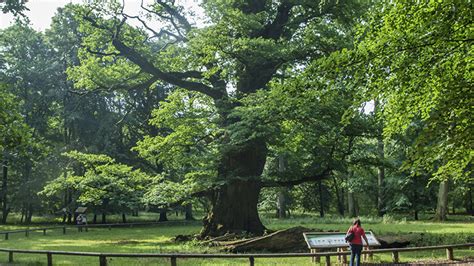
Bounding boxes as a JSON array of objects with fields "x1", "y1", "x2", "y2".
[{"x1": 0, "y1": 213, "x2": 472, "y2": 265}]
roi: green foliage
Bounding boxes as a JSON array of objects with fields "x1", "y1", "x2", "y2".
[
  {"x1": 41, "y1": 151, "x2": 156, "y2": 213},
  {"x1": 134, "y1": 89, "x2": 219, "y2": 192},
  {"x1": 319, "y1": 1, "x2": 473, "y2": 182},
  {"x1": 0, "y1": 0, "x2": 28, "y2": 16},
  {"x1": 0, "y1": 85, "x2": 32, "y2": 154}
]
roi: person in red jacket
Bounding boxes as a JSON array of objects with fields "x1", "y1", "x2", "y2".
[{"x1": 347, "y1": 218, "x2": 369, "y2": 266}]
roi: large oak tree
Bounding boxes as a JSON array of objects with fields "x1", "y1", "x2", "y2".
[{"x1": 70, "y1": 0, "x2": 364, "y2": 236}]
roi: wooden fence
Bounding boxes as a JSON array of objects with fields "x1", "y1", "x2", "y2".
[
  {"x1": 0, "y1": 243, "x2": 472, "y2": 266},
  {"x1": 0, "y1": 221, "x2": 190, "y2": 240}
]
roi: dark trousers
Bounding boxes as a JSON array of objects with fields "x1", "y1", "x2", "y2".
[{"x1": 350, "y1": 243, "x2": 363, "y2": 266}]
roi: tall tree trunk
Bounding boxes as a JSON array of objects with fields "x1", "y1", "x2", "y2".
[
  {"x1": 26, "y1": 204, "x2": 33, "y2": 223},
  {"x1": 66, "y1": 190, "x2": 73, "y2": 224},
  {"x1": 20, "y1": 207, "x2": 25, "y2": 223},
  {"x1": 122, "y1": 213, "x2": 127, "y2": 223},
  {"x1": 377, "y1": 136, "x2": 385, "y2": 216},
  {"x1": 435, "y1": 181, "x2": 449, "y2": 221},
  {"x1": 159, "y1": 209, "x2": 168, "y2": 222},
  {"x1": 318, "y1": 179, "x2": 324, "y2": 218},
  {"x1": 348, "y1": 192, "x2": 358, "y2": 217},
  {"x1": 202, "y1": 179, "x2": 264, "y2": 236},
  {"x1": 201, "y1": 139, "x2": 267, "y2": 237},
  {"x1": 375, "y1": 100, "x2": 386, "y2": 217},
  {"x1": 277, "y1": 190, "x2": 287, "y2": 219},
  {"x1": 452, "y1": 197, "x2": 455, "y2": 215},
  {"x1": 276, "y1": 155, "x2": 287, "y2": 219},
  {"x1": 466, "y1": 186, "x2": 473, "y2": 215},
  {"x1": 101, "y1": 213, "x2": 107, "y2": 224},
  {"x1": 184, "y1": 203, "x2": 194, "y2": 221},
  {"x1": 1, "y1": 159, "x2": 9, "y2": 224},
  {"x1": 413, "y1": 182, "x2": 419, "y2": 221},
  {"x1": 332, "y1": 176, "x2": 344, "y2": 216}
]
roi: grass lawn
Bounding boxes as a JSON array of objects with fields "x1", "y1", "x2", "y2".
[{"x1": 0, "y1": 214, "x2": 472, "y2": 265}]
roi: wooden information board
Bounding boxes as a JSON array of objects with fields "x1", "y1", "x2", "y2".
[{"x1": 303, "y1": 231, "x2": 381, "y2": 249}]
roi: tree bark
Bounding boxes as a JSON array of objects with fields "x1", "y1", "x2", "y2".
[
  {"x1": 348, "y1": 192, "x2": 358, "y2": 217},
  {"x1": 377, "y1": 135, "x2": 385, "y2": 216},
  {"x1": 413, "y1": 182, "x2": 419, "y2": 221},
  {"x1": 159, "y1": 209, "x2": 168, "y2": 221},
  {"x1": 184, "y1": 203, "x2": 194, "y2": 220},
  {"x1": 26, "y1": 204, "x2": 33, "y2": 223},
  {"x1": 332, "y1": 175, "x2": 344, "y2": 216},
  {"x1": 466, "y1": 186, "x2": 473, "y2": 215},
  {"x1": 201, "y1": 138, "x2": 267, "y2": 237},
  {"x1": 435, "y1": 181, "x2": 449, "y2": 221},
  {"x1": 202, "y1": 179, "x2": 265, "y2": 237},
  {"x1": 276, "y1": 155, "x2": 287, "y2": 219},
  {"x1": 318, "y1": 179, "x2": 324, "y2": 218},
  {"x1": 277, "y1": 190, "x2": 287, "y2": 219},
  {"x1": 375, "y1": 100, "x2": 386, "y2": 217},
  {"x1": 1, "y1": 159, "x2": 9, "y2": 224}
]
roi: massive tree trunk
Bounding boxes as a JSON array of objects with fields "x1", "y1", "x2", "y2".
[
  {"x1": 201, "y1": 139, "x2": 267, "y2": 237},
  {"x1": 435, "y1": 181, "x2": 449, "y2": 221},
  {"x1": 202, "y1": 179, "x2": 264, "y2": 237}
]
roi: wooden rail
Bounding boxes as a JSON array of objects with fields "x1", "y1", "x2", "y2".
[
  {"x1": 0, "y1": 243, "x2": 471, "y2": 266},
  {"x1": 0, "y1": 221, "x2": 192, "y2": 240}
]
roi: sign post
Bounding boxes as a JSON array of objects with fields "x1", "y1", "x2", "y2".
[{"x1": 303, "y1": 231, "x2": 381, "y2": 264}]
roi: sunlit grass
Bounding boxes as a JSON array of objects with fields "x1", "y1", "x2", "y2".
[{"x1": 0, "y1": 214, "x2": 472, "y2": 265}]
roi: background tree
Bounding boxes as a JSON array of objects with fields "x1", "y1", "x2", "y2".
[{"x1": 318, "y1": 1, "x2": 473, "y2": 220}]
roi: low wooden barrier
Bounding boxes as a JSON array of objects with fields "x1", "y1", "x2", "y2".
[
  {"x1": 0, "y1": 226, "x2": 68, "y2": 240},
  {"x1": 0, "y1": 221, "x2": 192, "y2": 240},
  {"x1": 0, "y1": 243, "x2": 471, "y2": 266}
]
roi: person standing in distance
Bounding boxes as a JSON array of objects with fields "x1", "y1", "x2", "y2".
[{"x1": 347, "y1": 218, "x2": 369, "y2": 266}]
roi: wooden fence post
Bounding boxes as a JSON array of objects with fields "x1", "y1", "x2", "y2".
[
  {"x1": 446, "y1": 247, "x2": 454, "y2": 260},
  {"x1": 392, "y1": 251, "x2": 399, "y2": 263},
  {"x1": 47, "y1": 252, "x2": 53, "y2": 266},
  {"x1": 5, "y1": 233, "x2": 8, "y2": 240},
  {"x1": 342, "y1": 247, "x2": 347, "y2": 263},
  {"x1": 25, "y1": 229, "x2": 29, "y2": 237},
  {"x1": 170, "y1": 256, "x2": 177, "y2": 266},
  {"x1": 43, "y1": 229, "x2": 47, "y2": 235},
  {"x1": 99, "y1": 255, "x2": 107, "y2": 266},
  {"x1": 325, "y1": 255, "x2": 331, "y2": 266},
  {"x1": 8, "y1": 251, "x2": 13, "y2": 263},
  {"x1": 249, "y1": 256, "x2": 255, "y2": 266},
  {"x1": 63, "y1": 227, "x2": 66, "y2": 234},
  {"x1": 311, "y1": 248, "x2": 320, "y2": 263}
]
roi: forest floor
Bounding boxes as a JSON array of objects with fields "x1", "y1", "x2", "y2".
[{"x1": 0, "y1": 213, "x2": 472, "y2": 265}]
